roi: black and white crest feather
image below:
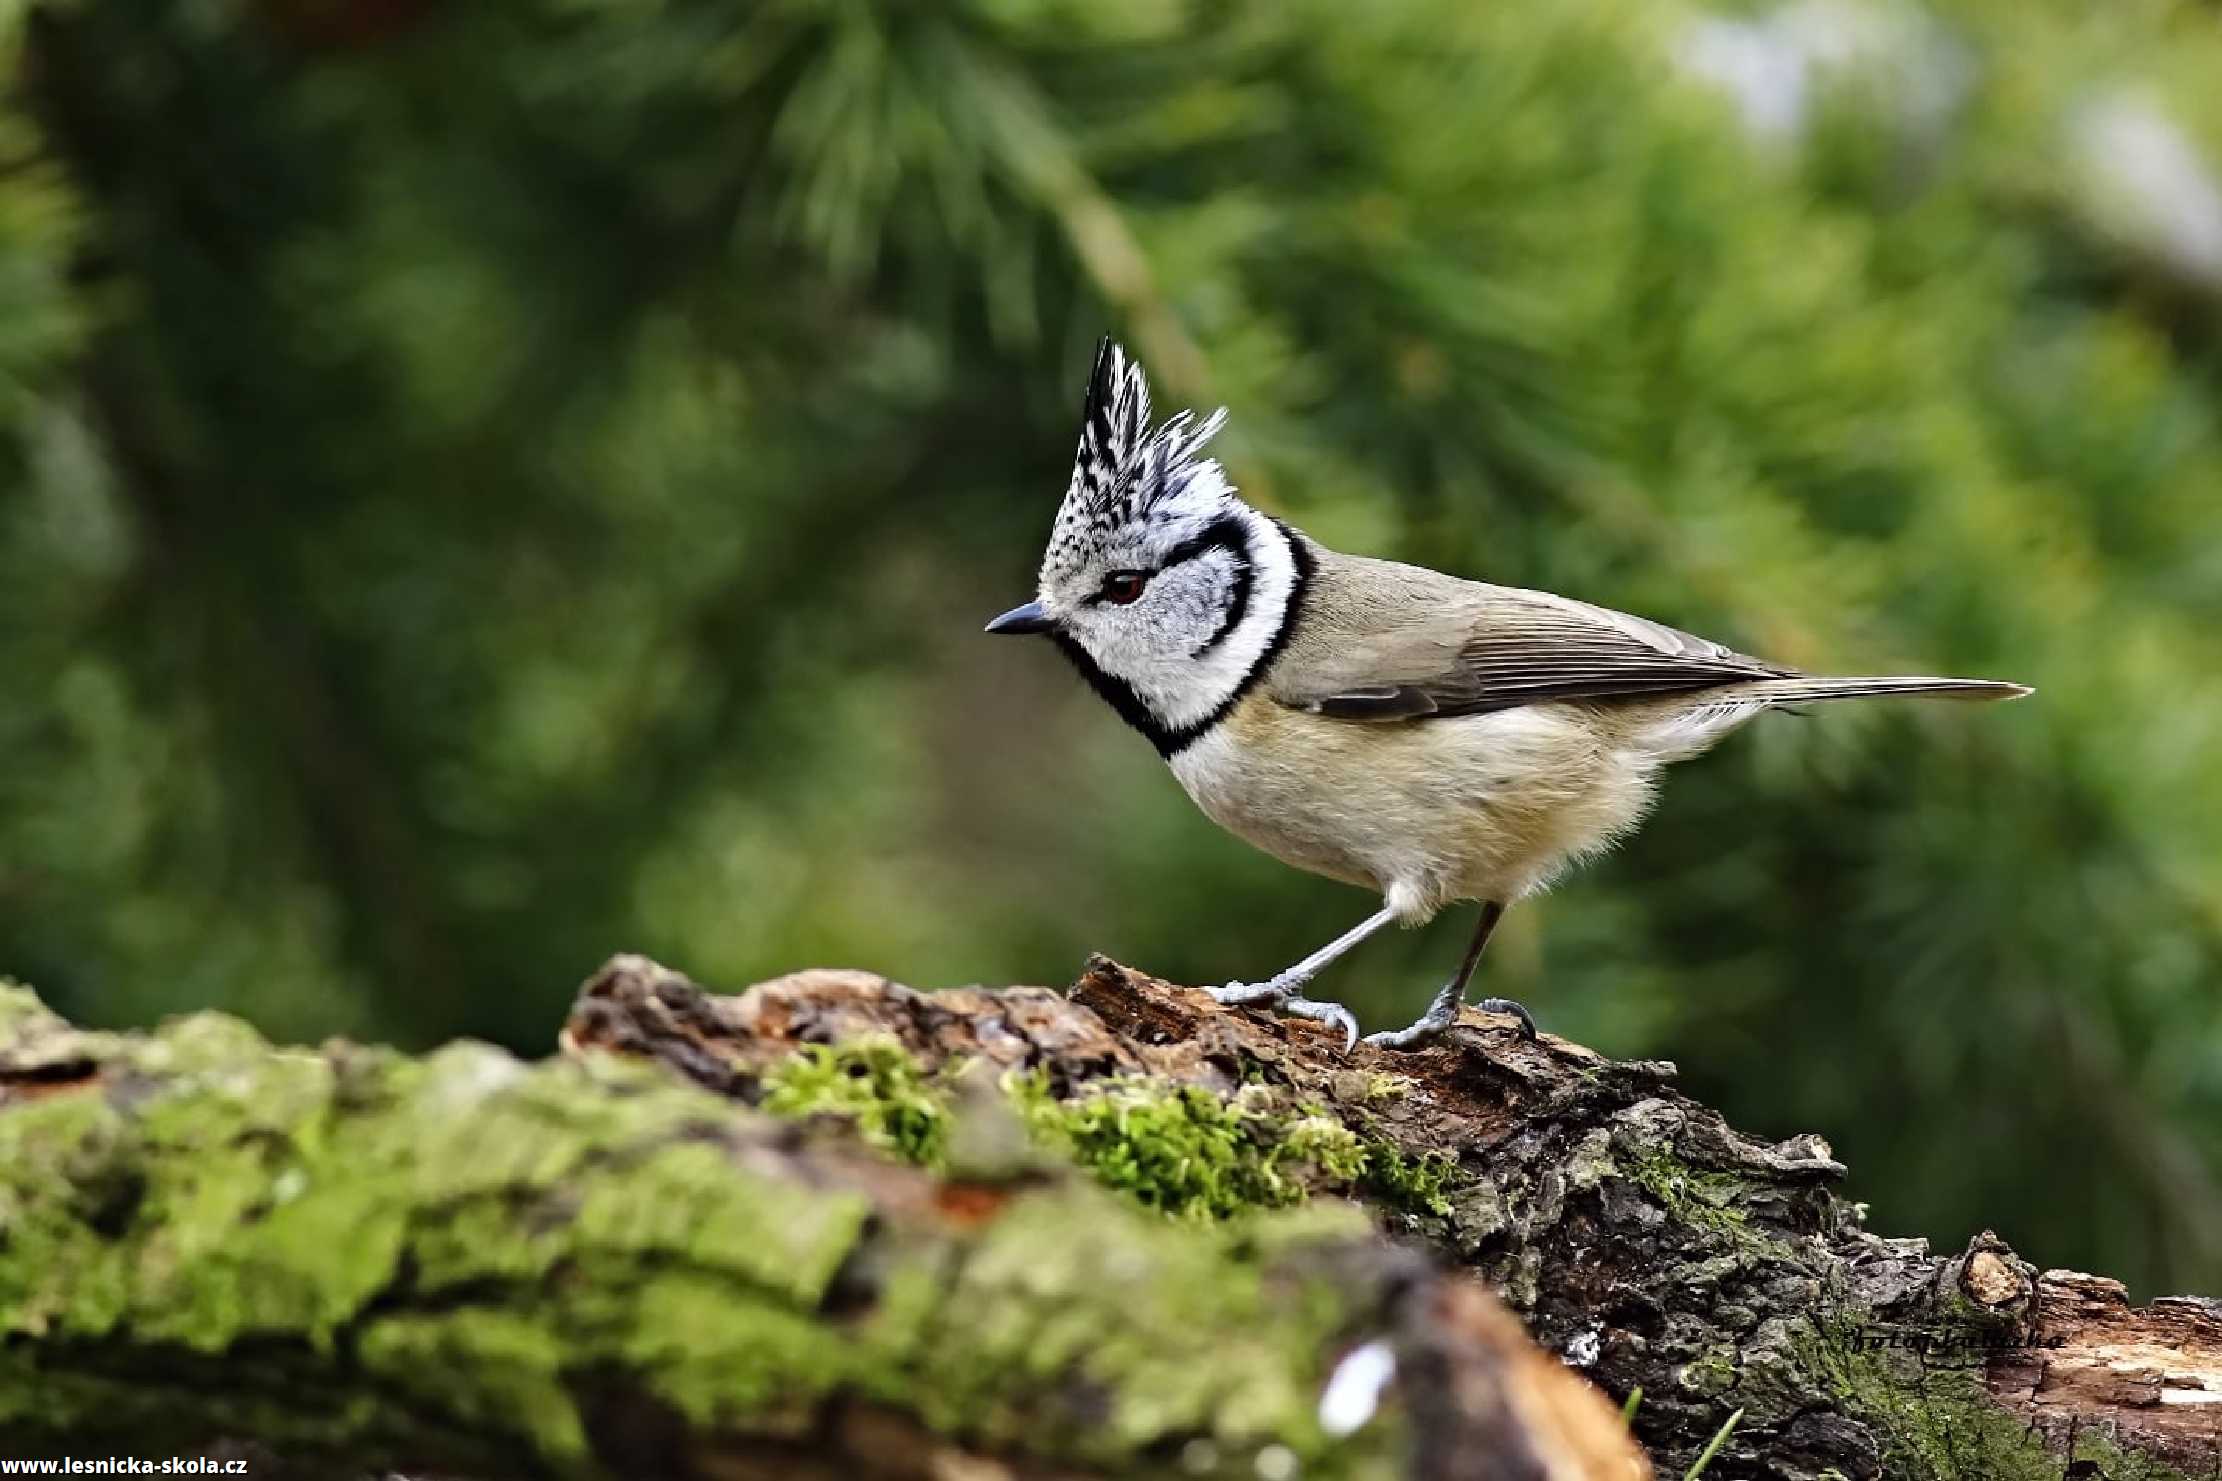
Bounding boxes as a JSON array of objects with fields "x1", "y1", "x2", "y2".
[
  {"x1": 1059, "y1": 338, "x2": 1230, "y2": 540},
  {"x1": 1027, "y1": 337, "x2": 1303, "y2": 758}
]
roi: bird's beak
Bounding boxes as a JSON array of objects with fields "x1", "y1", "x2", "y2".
[{"x1": 984, "y1": 600, "x2": 1054, "y2": 636}]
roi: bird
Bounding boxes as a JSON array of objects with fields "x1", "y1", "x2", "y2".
[{"x1": 985, "y1": 339, "x2": 2031, "y2": 1052}]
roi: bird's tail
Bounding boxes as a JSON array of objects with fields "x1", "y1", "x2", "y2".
[{"x1": 1750, "y1": 675, "x2": 2033, "y2": 706}]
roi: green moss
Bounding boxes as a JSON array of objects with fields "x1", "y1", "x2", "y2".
[
  {"x1": 0, "y1": 983, "x2": 127, "y2": 1077},
  {"x1": 1677, "y1": 1349, "x2": 1738, "y2": 1399},
  {"x1": 1010, "y1": 1072, "x2": 1302, "y2": 1220},
  {"x1": 1797, "y1": 1310, "x2": 2193, "y2": 1481},
  {"x1": 1627, "y1": 1146, "x2": 1754, "y2": 1242},
  {"x1": 906, "y1": 1188, "x2": 1377, "y2": 1466},
  {"x1": 759, "y1": 1034, "x2": 950, "y2": 1168},
  {"x1": 357, "y1": 1307, "x2": 588, "y2": 1460},
  {"x1": 1279, "y1": 1109, "x2": 1372, "y2": 1184},
  {"x1": 726, "y1": 1038, "x2": 1455, "y2": 1226},
  {"x1": 0, "y1": 1006, "x2": 1419, "y2": 1476},
  {"x1": 569, "y1": 1136, "x2": 873, "y2": 1307},
  {"x1": 1005, "y1": 1070, "x2": 1457, "y2": 1224},
  {"x1": 1361, "y1": 1143, "x2": 1456, "y2": 1218},
  {"x1": 1361, "y1": 1072, "x2": 1416, "y2": 1104},
  {"x1": 0, "y1": 1013, "x2": 894, "y2": 1458},
  {"x1": 0, "y1": 980, "x2": 53, "y2": 1033}
]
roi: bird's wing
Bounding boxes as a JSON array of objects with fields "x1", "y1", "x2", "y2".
[{"x1": 1269, "y1": 570, "x2": 1794, "y2": 720}]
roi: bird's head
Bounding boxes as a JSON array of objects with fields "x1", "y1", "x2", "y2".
[{"x1": 986, "y1": 339, "x2": 1306, "y2": 754}]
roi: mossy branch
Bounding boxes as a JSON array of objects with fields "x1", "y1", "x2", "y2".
[
  {"x1": 0, "y1": 977, "x2": 1640, "y2": 1480},
  {"x1": 563, "y1": 955, "x2": 2222, "y2": 1481}
]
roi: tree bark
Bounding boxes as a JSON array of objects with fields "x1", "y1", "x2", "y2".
[
  {"x1": 0, "y1": 977, "x2": 1640, "y2": 1480},
  {"x1": 562, "y1": 955, "x2": 2222, "y2": 1481}
]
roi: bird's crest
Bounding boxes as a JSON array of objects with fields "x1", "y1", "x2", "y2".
[{"x1": 1057, "y1": 338, "x2": 1229, "y2": 538}]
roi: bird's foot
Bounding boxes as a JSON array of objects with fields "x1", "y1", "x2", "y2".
[
  {"x1": 1209, "y1": 978, "x2": 1287, "y2": 1008},
  {"x1": 1363, "y1": 993, "x2": 1538, "y2": 1051},
  {"x1": 1209, "y1": 979, "x2": 1360, "y2": 1052},
  {"x1": 1278, "y1": 995, "x2": 1360, "y2": 1053},
  {"x1": 1476, "y1": 996, "x2": 1540, "y2": 1040}
]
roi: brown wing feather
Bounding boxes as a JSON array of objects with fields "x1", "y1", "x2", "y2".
[{"x1": 1269, "y1": 548, "x2": 1794, "y2": 721}]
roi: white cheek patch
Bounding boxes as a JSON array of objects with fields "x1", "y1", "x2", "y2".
[
  {"x1": 1152, "y1": 553, "x2": 1239, "y2": 652},
  {"x1": 1120, "y1": 514, "x2": 1297, "y2": 732}
]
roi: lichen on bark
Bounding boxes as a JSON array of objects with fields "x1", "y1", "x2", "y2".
[
  {"x1": 0, "y1": 979, "x2": 1644, "y2": 1479},
  {"x1": 12, "y1": 951, "x2": 2215, "y2": 1480}
]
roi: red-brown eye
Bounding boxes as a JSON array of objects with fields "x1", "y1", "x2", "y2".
[{"x1": 1101, "y1": 571, "x2": 1149, "y2": 605}]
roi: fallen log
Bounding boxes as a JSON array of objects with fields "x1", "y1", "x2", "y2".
[
  {"x1": 562, "y1": 954, "x2": 2222, "y2": 1481},
  {"x1": 0, "y1": 976, "x2": 1641, "y2": 1479}
]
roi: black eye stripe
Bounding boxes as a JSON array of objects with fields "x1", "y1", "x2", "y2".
[
  {"x1": 1092, "y1": 518, "x2": 1249, "y2": 591},
  {"x1": 1159, "y1": 516, "x2": 1249, "y2": 574},
  {"x1": 1048, "y1": 517, "x2": 1312, "y2": 760},
  {"x1": 1184, "y1": 517, "x2": 1254, "y2": 656}
]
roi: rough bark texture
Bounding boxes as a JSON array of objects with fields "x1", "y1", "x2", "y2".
[
  {"x1": 0, "y1": 976, "x2": 1642, "y2": 1480},
  {"x1": 561, "y1": 954, "x2": 2222, "y2": 1481}
]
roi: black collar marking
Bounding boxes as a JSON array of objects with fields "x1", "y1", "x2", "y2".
[{"x1": 1050, "y1": 517, "x2": 1313, "y2": 760}]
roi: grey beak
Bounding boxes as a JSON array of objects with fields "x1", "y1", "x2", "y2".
[{"x1": 985, "y1": 600, "x2": 1054, "y2": 636}]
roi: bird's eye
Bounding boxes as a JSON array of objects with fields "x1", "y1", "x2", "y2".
[{"x1": 1101, "y1": 571, "x2": 1150, "y2": 605}]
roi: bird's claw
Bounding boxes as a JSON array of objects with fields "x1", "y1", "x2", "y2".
[
  {"x1": 1363, "y1": 994, "x2": 1539, "y2": 1052},
  {"x1": 1476, "y1": 996, "x2": 1539, "y2": 1041},
  {"x1": 1279, "y1": 995, "x2": 1360, "y2": 1053},
  {"x1": 1209, "y1": 980, "x2": 1360, "y2": 1052}
]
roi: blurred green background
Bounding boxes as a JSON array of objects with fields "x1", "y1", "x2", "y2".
[{"x1": 4, "y1": 0, "x2": 2220, "y2": 1295}]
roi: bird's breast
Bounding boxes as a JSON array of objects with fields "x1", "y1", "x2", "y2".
[
  {"x1": 1166, "y1": 693, "x2": 1664, "y2": 909},
  {"x1": 1169, "y1": 700, "x2": 1391, "y2": 893}
]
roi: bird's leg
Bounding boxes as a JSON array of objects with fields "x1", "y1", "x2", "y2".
[
  {"x1": 1213, "y1": 905, "x2": 1399, "y2": 1002},
  {"x1": 1211, "y1": 904, "x2": 1399, "y2": 1051},
  {"x1": 1363, "y1": 901, "x2": 1534, "y2": 1050}
]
